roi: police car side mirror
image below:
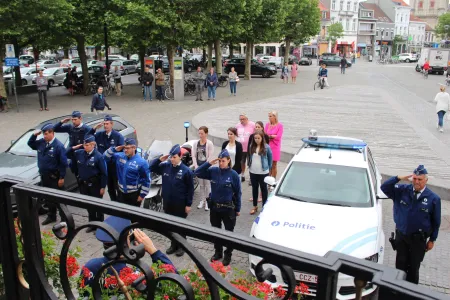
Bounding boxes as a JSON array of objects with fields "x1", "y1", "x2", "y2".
[
  {"x1": 264, "y1": 176, "x2": 277, "y2": 186},
  {"x1": 376, "y1": 189, "x2": 388, "y2": 200}
]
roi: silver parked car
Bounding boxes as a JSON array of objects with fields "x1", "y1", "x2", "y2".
[
  {"x1": 4, "y1": 67, "x2": 45, "y2": 85},
  {"x1": 111, "y1": 59, "x2": 137, "y2": 75},
  {"x1": 31, "y1": 67, "x2": 68, "y2": 87},
  {"x1": 29, "y1": 60, "x2": 60, "y2": 69}
]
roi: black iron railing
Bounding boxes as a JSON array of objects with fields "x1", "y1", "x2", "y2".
[{"x1": 0, "y1": 175, "x2": 448, "y2": 300}]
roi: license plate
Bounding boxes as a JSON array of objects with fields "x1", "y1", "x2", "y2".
[{"x1": 295, "y1": 272, "x2": 318, "y2": 284}]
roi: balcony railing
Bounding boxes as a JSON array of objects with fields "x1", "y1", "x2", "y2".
[
  {"x1": 0, "y1": 175, "x2": 448, "y2": 300},
  {"x1": 338, "y1": 10, "x2": 356, "y2": 16},
  {"x1": 359, "y1": 29, "x2": 376, "y2": 35}
]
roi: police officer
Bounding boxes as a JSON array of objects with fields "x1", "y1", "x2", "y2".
[
  {"x1": 194, "y1": 149, "x2": 241, "y2": 266},
  {"x1": 149, "y1": 144, "x2": 194, "y2": 257},
  {"x1": 53, "y1": 111, "x2": 95, "y2": 148},
  {"x1": 104, "y1": 138, "x2": 150, "y2": 206},
  {"x1": 67, "y1": 135, "x2": 108, "y2": 230},
  {"x1": 94, "y1": 115, "x2": 125, "y2": 202},
  {"x1": 381, "y1": 165, "x2": 441, "y2": 284},
  {"x1": 27, "y1": 123, "x2": 68, "y2": 225}
]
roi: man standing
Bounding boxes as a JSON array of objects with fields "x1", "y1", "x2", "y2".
[
  {"x1": 67, "y1": 135, "x2": 108, "y2": 231},
  {"x1": 236, "y1": 114, "x2": 255, "y2": 182},
  {"x1": 104, "y1": 138, "x2": 150, "y2": 207},
  {"x1": 36, "y1": 70, "x2": 49, "y2": 111},
  {"x1": 53, "y1": 111, "x2": 95, "y2": 148},
  {"x1": 142, "y1": 67, "x2": 154, "y2": 101},
  {"x1": 381, "y1": 165, "x2": 441, "y2": 284},
  {"x1": 155, "y1": 68, "x2": 165, "y2": 102},
  {"x1": 149, "y1": 144, "x2": 194, "y2": 257},
  {"x1": 340, "y1": 56, "x2": 347, "y2": 74},
  {"x1": 192, "y1": 66, "x2": 205, "y2": 101},
  {"x1": 94, "y1": 115, "x2": 125, "y2": 202},
  {"x1": 112, "y1": 66, "x2": 122, "y2": 96},
  {"x1": 91, "y1": 87, "x2": 111, "y2": 114},
  {"x1": 27, "y1": 123, "x2": 68, "y2": 225}
]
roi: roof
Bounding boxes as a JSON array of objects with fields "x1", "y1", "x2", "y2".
[
  {"x1": 410, "y1": 13, "x2": 426, "y2": 23},
  {"x1": 360, "y1": 3, "x2": 393, "y2": 22},
  {"x1": 319, "y1": 1, "x2": 328, "y2": 11},
  {"x1": 392, "y1": 0, "x2": 409, "y2": 7},
  {"x1": 425, "y1": 24, "x2": 434, "y2": 31}
]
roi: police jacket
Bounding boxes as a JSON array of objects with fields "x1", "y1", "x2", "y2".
[
  {"x1": 194, "y1": 163, "x2": 241, "y2": 212},
  {"x1": 91, "y1": 93, "x2": 110, "y2": 112},
  {"x1": 53, "y1": 122, "x2": 95, "y2": 147},
  {"x1": 149, "y1": 159, "x2": 194, "y2": 208},
  {"x1": 94, "y1": 130, "x2": 125, "y2": 154},
  {"x1": 381, "y1": 176, "x2": 441, "y2": 241},
  {"x1": 67, "y1": 148, "x2": 108, "y2": 188},
  {"x1": 27, "y1": 135, "x2": 68, "y2": 178},
  {"x1": 104, "y1": 147, "x2": 150, "y2": 198},
  {"x1": 319, "y1": 68, "x2": 328, "y2": 77}
]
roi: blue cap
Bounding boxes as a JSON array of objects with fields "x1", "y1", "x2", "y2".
[
  {"x1": 125, "y1": 138, "x2": 136, "y2": 146},
  {"x1": 218, "y1": 149, "x2": 230, "y2": 158},
  {"x1": 413, "y1": 165, "x2": 428, "y2": 175},
  {"x1": 104, "y1": 115, "x2": 113, "y2": 122},
  {"x1": 72, "y1": 111, "x2": 82, "y2": 118},
  {"x1": 95, "y1": 216, "x2": 131, "y2": 243},
  {"x1": 41, "y1": 123, "x2": 54, "y2": 132},
  {"x1": 84, "y1": 135, "x2": 95, "y2": 143},
  {"x1": 169, "y1": 144, "x2": 181, "y2": 156}
]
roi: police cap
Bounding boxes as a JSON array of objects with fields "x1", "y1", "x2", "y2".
[
  {"x1": 169, "y1": 144, "x2": 181, "y2": 156},
  {"x1": 103, "y1": 115, "x2": 113, "y2": 122},
  {"x1": 72, "y1": 111, "x2": 82, "y2": 118},
  {"x1": 95, "y1": 216, "x2": 131, "y2": 243},
  {"x1": 218, "y1": 149, "x2": 230, "y2": 158},
  {"x1": 84, "y1": 135, "x2": 95, "y2": 144},
  {"x1": 413, "y1": 165, "x2": 428, "y2": 176},
  {"x1": 41, "y1": 123, "x2": 54, "y2": 132},
  {"x1": 125, "y1": 138, "x2": 137, "y2": 146}
]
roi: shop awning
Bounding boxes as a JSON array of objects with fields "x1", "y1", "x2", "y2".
[{"x1": 357, "y1": 43, "x2": 366, "y2": 47}]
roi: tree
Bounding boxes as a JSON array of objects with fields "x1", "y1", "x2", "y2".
[
  {"x1": 327, "y1": 22, "x2": 344, "y2": 51},
  {"x1": 392, "y1": 35, "x2": 404, "y2": 55},
  {"x1": 436, "y1": 13, "x2": 450, "y2": 39}
]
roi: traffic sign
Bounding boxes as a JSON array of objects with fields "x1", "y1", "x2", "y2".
[
  {"x1": 5, "y1": 44, "x2": 14, "y2": 58},
  {"x1": 4, "y1": 57, "x2": 19, "y2": 67}
]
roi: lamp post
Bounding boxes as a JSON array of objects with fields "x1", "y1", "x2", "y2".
[
  {"x1": 380, "y1": 29, "x2": 384, "y2": 60},
  {"x1": 104, "y1": 0, "x2": 109, "y2": 75},
  {"x1": 445, "y1": 25, "x2": 449, "y2": 49},
  {"x1": 184, "y1": 121, "x2": 190, "y2": 142}
]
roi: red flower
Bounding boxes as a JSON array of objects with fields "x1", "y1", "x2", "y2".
[
  {"x1": 274, "y1": 285, "x2": 287, "y2": 297},
  {"x1": 160, "y1": 264, "x2": 176, "y2": 274},
  {"x1": 104, "y1": 276, "x2": 118, "y2": 288},
  {"x1": 294, "y1": 282, "x2": 310, "y2": 294},
  {"x1": 66, "y1": 255, "x2": 80, "y2": 277},
  {"x1": 80, "y1": 279, "x2": 85, "y2": 288},
  {"x1": 82, "y1": 267, "x2": 91, "y2": 278},
  {"x1": 210, "y1": 261, "x2": 230, "y2": 275},
  {"x1": 163, "y1": 295, "x2": 169, "y2": 300}
]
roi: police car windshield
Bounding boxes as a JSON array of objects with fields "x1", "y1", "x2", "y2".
[
  {"x1": 277, "y1": 162, "x2": 372, "y2": 208},
  {"x1": 8, "y1": 130, "x2": 69, "y2": 156}
]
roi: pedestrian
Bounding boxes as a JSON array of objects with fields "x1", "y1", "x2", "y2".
[
  {"x1": 149, "y1": 144, "x2": 194, "y2": 257},
  {"x1": 192, "y1": 66, "x2": 205, "y2": 101},
  {"x1": 54, "y1": 111, "x2": 95, "y2": 149},
  {"x1": 36, "y1": 70, "x2": 49, "y2": 111},
  {"x1": 66, "y1": 135, "x2": 107, "y2": 231},
  {"x1": 340, "y1": 56, "x2": 347, "y2": 74},
  {"x1": 380, "y1": 165, "x2": 441, "y2": 284},
  {"x1": 248, "y1": 131, "x2": 272, "y2": 215},
  {"x1": 228, "y1": 67, "x2": 239, "y2": 96},
  {"x1": 27, "y1": 123, "x2": 68, "y2": 225},
  {"x1": 104, "y1": 138, "x2": 150, "y2": 207},
  {"x1": 352, "y1": 52, "x2": 356, "y2": 64},
  {"x1": 112, "y1": 66, "x2": 122, "y2": 96},
  {"x1": 71, "y1": 66, "x2": 79, "y2": 94},
  {"x1": 192, "y1": 126, "x2": 215, "y2": 210},
  {"x1": 264, "y1": 111, "x2": 284, "y2": 179},
  {"x1": 194, "y1": 149, "x2": 241, "y2": 266},
  {"x1": 290, "y1": 62, "x2": 298, "y2": 84},
  {"x1": 236, "y1": 114, "x2": 255, "y2": 183},
  {"x1": 94, "y1": 115, "x2": 125, "y2": 202},
  {"x1": 206, "y1": 67, "x2": 218, "y2": 101},
  {"x1": 65, "y1": 67, "x2": 74, "y2": 95},
  {"x1": 0, "y1": 95, "x2": 8, "y2": 113},
  {"x1": 432, "y1": 85, "x2": 450, "y2": 133},
  {"x1": 281, "y1": 62, "x2": 289, "y2": 83},
  {"x1": 142, "y1": 67, "x2": 154, "y2": 101},
  {"x1": 91, "y1": 86, "x2": 111, "y2": 114},
  {"x1": 318, "y1": 63, "x2": 329, "y2": 87},
  {"x1": 221, "y1": 127, "x2": 243, "y2": 175},
  {"x1": 155, "y1": 68, "x2": 165, "y2": 102}
]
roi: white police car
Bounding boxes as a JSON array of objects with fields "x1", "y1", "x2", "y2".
[{"x1": 249, "y1": 132, "x2": 386, "y2": 299}]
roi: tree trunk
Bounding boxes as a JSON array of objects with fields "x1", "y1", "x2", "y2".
[
  {"x1": 214, "y1": 39, "x2": 222, "y2": 74},
  {"x1": 167, "y1": 44, "x2": 174, "y2": 89},
  {"x1": 229, "y1": 43, "x2": 233, "y2": 58},
  {"x1": 12, "y1": 38, "x2": 23, "y2": 87},
  {"x1": 202, "y1": 47, "x2": 206, "y2": 66},
  {"x1": 94, "y1": 45, "x2": 101, "y2": 60},
  {"x1": 64, "y1": 48, "x2": 69, "y2": 59},
  {"x1": 0, "y1": 42, "x2": 6, "y2": 98},
  {"x1": 284, "y1": 38, "x2": 291, "y2": 64},
  {"x1": 138, "y1": 45, "x2": 145, "y2": 77},
  {"x1": 207, "y1": 41, "x2": 213, "y2": 71},
  {"x1": 244, "y1": 41, "x2": 252, "y2": 80},
  {"x1": 75, "y1": 36, "x2": 89, "y2": 95}
]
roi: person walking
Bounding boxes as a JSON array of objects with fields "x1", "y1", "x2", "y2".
[
  {"x1": 27, "y1": 123, "x2": 68, "y2": 225},
  {"x1": 236, "y1": 114, "x2": 255, "y2": 183},
  {"x1": 206, "y1": 67, "x2": 218, "y2": 101},
  {"x1": 192, "y1": 66, "x2": 205, "y2": 101},
  {"x1": 91, "y1": 86, "x2": 111, "y2": 114},
  {"x1": 433, "y1": 85, "x2": 450, "y2": 133},
  {"x1": 381, "y1": 165, "x2": 441, "y2": 284},
  {"x1": 149, "y1": 144, "x2": 194, "y2": 257},
  {"x1": 264, "y1": 111, "x2": 283, "y2": 179},
  {"x1": 192, "y1": 126, "x2": 215, "y2": 210},
  {"x1": 36, "y1": 70, "x2": 49, "y2": 111},
  {"x1": 194, "y1": 149, "x2": 241, "y2": 266},
  {"x1": 155, "y1": 68, "x2": 165, "y2": 102},
  {"x1": 281, "y1": 62, "x2": 289, "y2": 83},
  {"x1": 142, "y1": 67, "x2": 154, "y2": 101},
  {"x1": 248, "y1": 131, "x2": 272, "y2": 215},
  {"x1": 112, "y1": 66, "x2": 122, "y2": 96},
  {"x1": 340, "y1": 56, "x2": 347, "y2": 74},
  {"x1": 228, "y1": 67, "x2": 239, "y2": 96},
  {"x1": 221, "y1": 127, "x2": 243, "y2": 176},
  {"x1": 290, "y1": 62, "x2": 298, "y2": 84},
  {"x1": 66, "y1": 67, "x2": 74, "y2": 95}
]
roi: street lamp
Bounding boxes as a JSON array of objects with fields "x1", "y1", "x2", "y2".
[
  {"x1": 380, "y1": 29, "x2": 384, "y2": 60},
  {"x1": 445, "y1": 25, "x2": 449, "y2": 48},
  {"x1": 184, "y1": 121, "x2": 190, "y2": 142}
]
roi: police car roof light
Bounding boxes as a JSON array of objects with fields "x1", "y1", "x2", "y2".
[{"x1": 301, "y1": 137, "x2": 367, "y2": 150}]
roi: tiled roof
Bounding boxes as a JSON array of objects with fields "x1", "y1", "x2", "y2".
[
  {"x1": 425, "y1": 24, "x2": 434, "y2": 31},
  {"x1": 392, "y1": 0, "x2": 409, "y2": 7},
  {"x1": 360, "y1": 3, "x2": 393, "y2": 23},
  {"x1": 319, "y1": 1, "x2": 328, "y2": 11},
  {"x1": 410, "y1": 13, "x2": 425, "y2": 22}
]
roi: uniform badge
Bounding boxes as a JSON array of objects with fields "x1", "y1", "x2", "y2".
[
  {"x1": 119, "y1": 158, "x2": 126, "y2": 164},
  {"x1": 422, "y1": 198, "x2": 428, "y2": 205},
  {"x1": 111, "y1": 139, "x2": 115, "y2": 144},
  {"x1": 90, "y1": 157, "x2": 94, "y2": 161}
]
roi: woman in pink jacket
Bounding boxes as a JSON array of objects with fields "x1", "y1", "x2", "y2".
[{"x1": 265, "y1": 111, "x2": 284, "y2": 178}]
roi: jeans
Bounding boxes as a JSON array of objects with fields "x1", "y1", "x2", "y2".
[
  {"x1": 207, "y1": 85, "x2": 216, "y2": 99},
  {"x1": 38, "y1": 90, "x2": 48, "y2": 108},
  {"x1": 144, "y1": 85, "x2": 152, "y2": 100},
  {"x1": 341, "y1": 67, "x2": 346, "y2": 74},
  {"x1": 156, "y1": 85, "x2": 164, "y2": 100},
  {"x1": 250, "y1": 173, "x2": 269, "y2": 206},
  {"x1": 438, "y1": 110, "x2": 446, "y2": 127},
  {"x1": 195, "y1": 84, "x2": 203, "y2": 100},
  {"x1": 230, "y1": 81, "x2": 237, "y2": 94}
]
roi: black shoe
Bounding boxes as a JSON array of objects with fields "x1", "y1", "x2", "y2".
[
  {"x1": 41, "y1": 217, "x2": 56, "y2": 225},
  {"x1": 86, "y1": 227, "x2": 96, "y2": 233},
  {"x1": 210, "y1": 251, "x2": 223, "y2": 262},
  {"x1": 241, "y1": 176, "x2": 245, "y2": 182},
  {"x1": 222, "y1": 254, "x2": 232, "y2": 266},
  {"x1": 200, "y1": 99, "x2": 203, "y2": 101},
  {"x1": 175, "y1": 248, "x2": 185, "y2": 257},
  {"x1": 166, "y1": 245, "x2": 177, "y2": 255}
]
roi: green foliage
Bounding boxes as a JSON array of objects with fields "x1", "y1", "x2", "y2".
[
  {"x1": 392, "y1": 35, "x2": 404, "y2": 55},
  {"x1": 436, "y1": 13, "x2": 450, "y2": 38},
  {"x1": 283, "y1": 0, "x2": 321, "y2": 45},
  {"x1": 327, "y1": 23, "x2": 344, "y2": 43}
]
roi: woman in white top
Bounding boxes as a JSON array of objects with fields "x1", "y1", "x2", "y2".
[
  {"x1": 221, "y1": 127, "x2": 243, "y2": 174},
  {"x1": 433, "y1": 85, "x2": 450, "y2": 133},
  {"x1": 192, "y1": 126, "x2": 215, "y2": 210}
]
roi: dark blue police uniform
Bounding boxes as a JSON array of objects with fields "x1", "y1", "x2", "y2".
[
  {"x1": 67, "y1": 135, "x2": 108, "y2": 223},
  {"x1": 195, "y1": 149, "x2": 241, "y2": 266},
  {"x1": 27, "y1": 123, "x2": 68, "y2": 223},
  {"x1": 94, "y1": 115, "x2": 125, "y2": 201},
  {"x1": 381, "y1": 165, "x2": 441, "y2": 284},
  {"x1": 53, "y1": 111, "x2": 95, "y2": 148}
]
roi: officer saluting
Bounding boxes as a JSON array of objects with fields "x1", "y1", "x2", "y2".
[
  {"x1": 195, "y1": 149, "x2": 241, "y2": 266},
  {"x1": 149, "y1": 144, "x2": 194, "y2": 257},
  {"x1": 381, "y1": 165, "x2": 441, "y2": 284},
  {"x1": 53, "y1": 111, "x2": 95, "y2": 147},
  {"x1": 94, "y1": 115, "x2": 124, "y2": 202},
  {"x1": 27, "y1": 123, "x2": 68, "y2": 225},
  {"x1": 104, "y1": 138, "x2": 150, "y2": 206},
  {"x1": 67, "y1": 135, "x2": 108, "y2": 230}
]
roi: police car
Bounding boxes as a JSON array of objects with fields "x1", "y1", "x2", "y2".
[{"x1": 249, "y1": 131, "x2": 386, "y2": 299}]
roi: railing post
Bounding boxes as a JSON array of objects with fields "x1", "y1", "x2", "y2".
[{"x1": 315, "y1": 270, "x2": 338, "y2": 300}]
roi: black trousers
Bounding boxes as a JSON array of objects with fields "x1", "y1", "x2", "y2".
[
  {"x1": 38, "y1": 90, "x2": 48, "y2": 108},
  {"x1": 107, "y1": 163, "x2": 118, "y2": 201},
  {"x1": 41, "y1": 173, "x2": 61, "y2": 219},
  {"x1": 164, "y1": 204, "x2": 187, "y2": 250},
  {"x1": 210, "y1": 208, "x2": 236, "y2": 256},
  {"x1": 341, "y1": 66, "x2": 346, "y2": 74},
  {"x1": 250, "y1": 172, "x2": 269, "y2": 206},
  {"x1": 117, "y1": 190, "x2": 141, "y2": 207},
  {"x1": 395, "y1": 230, "x2": 427, "y2": 284},
  {"x1": 156, "y1": 85, "x2": 164, "y2": 100},
  {"x1": 79, "y1": 180, "x2": 104, "y2": 222}
]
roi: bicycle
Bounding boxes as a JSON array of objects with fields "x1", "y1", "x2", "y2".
[
  {"x1": 314, "y1": 77, "x2": 325, "y2": 90},
  {"x1": 164, "y1": 86, "x2": 174, "y2": 100}
]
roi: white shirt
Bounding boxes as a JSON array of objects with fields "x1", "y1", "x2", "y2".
[
  {"x1": 75, "y1": 123, "x2": 84, "y2": 129},
  {"x1": 433, "y1": 92, "x2": 450, "y2": 113},
  {"x1": 249, "y1": 150, "x2": 265, "y2": 174},
  {"x1": 47, "y1": 137, "x2": 56, "y2": 146},
  {"x1": 225, "y1": 143, "x2": 236, "y2": 168},
  {"x1": 106, "y1": 131, "x2": 112, "y2": 138},
  {"x1": 413, "y1": 186, "x2": 426, "y2": 199}
]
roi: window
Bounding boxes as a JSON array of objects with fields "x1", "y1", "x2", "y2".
[
  {"x1": 347, "y1": 1, "x2": 350, "y2": 10},
  {"x1": 340, "y1": 17, "x2": 343, "y2": 24},
  {"x1": 376, "y1": 30, "x2": 379, "y2": 36},
  {"x1": 322, "y1": 11, "x2": 327, "y2": 18},
  {"x1": 391, "y1": 31, "x2": 394, "y2": 37},
  {"x1": 419, "y1": 1, "x2": 423, "y2": 8},
  {"x1": 355, "y1": 3, "x2": 358, "y2": 11},
  {"x1": 113, "y1": 121, "x2": 127, "y2": 132},
  {"x1": 430, "y1": 1, "x2": 434, "y2": 7},
  {"x1": 340, "y1": 0, "x2": 343, "y2": 10},
  {"x1": 346, "y1": 18, "x2": 350, "y2": 30},
  {"x1": 401, "y1": 16, "x2": 403, "y2": 22},
  {"x1": 385, "y1": 31, "x2": 389, "y2": 37},
  {"x1": 352, "y1": 19, "x2": 356, "y2": 31},
  {"x1": 332, "y1": 0, "x2": 336, "y2": 10}
]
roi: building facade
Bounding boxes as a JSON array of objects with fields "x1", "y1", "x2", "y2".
[
  {"x1": 357, "y1": 4, "x2": 377, "y2": 55},
  {"x1": 408, "y1": 14, "x2": 427, "y2": 52},
  {"x1": 409, "y1": 0, "x2": 448, "y2": 29}
]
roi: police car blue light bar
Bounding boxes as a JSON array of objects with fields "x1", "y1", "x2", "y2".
[{"x1": 302, "y1": 136, "x2": 367, "y2": 149}]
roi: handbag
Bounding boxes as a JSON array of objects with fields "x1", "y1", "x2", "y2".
[{"x1": 236, "y1": 77, "x2": 240, "y2": 82}]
